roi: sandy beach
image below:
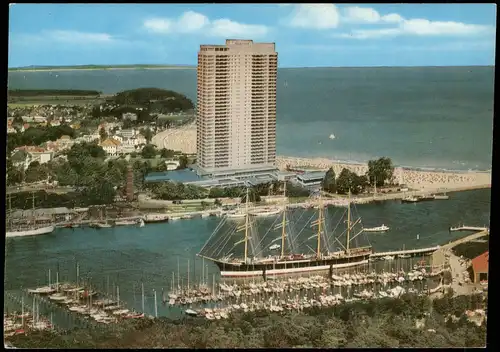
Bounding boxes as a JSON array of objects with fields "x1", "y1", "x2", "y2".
[
  {"x1": 152, "y1": 123, "x2": 197, "y2": 154},
  {"x1": 151, "y1": 127, "x2": 491, "y2": 192}
]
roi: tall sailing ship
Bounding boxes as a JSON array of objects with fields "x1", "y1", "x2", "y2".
[
  {"x1": 6, "y1": 193, "x2": 55, "y2": 238},
  {"x1": 197, "y1": 185, "x2": 373, "y2": 278}
]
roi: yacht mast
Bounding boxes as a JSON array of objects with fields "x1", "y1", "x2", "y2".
[
  {"x1": 346, "y1": 189, "x2": 351, "y2": 252},
  {"x1": 281, "y1": 182, "x2": 287, "y2": 258},
  {"x1": 244, "y1": 187, "x2": 250, "y2": 263},
  {"x1": 316, "y1": 192, "x2": 323, "y2": 259}
]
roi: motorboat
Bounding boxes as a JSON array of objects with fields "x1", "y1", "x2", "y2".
[
  {"x1": 398, "y1": 254, "x2": 411, "y2": 259},
  {"x1": 28, "y1": 286, "x2": 57, "y2": 295},
  {"x1": 329, "y1": 134, "x2": 335, "y2": 140},
  {"x1": 401, "y1": 196, "x2": 419, "y2": 203},
  {"x1": 7, "y1": 225, "x2": 55, "y2": 238},
  {"x1": 143, "y1": 214, "x2": 169, "y2": 223},
  {"x1": 269, "y1": 244, "x2": 281, "y2": 251},
  {"x1": 363, "y1": 224, "x2": 389, "y2": 232},
  {"x1": 184, "y1": 309, "x2": 198, "y2": 317},
  {"x1": 225, "y1": 211, "x2": 246, "y2": 219},
  {"x1": 432, "y1": 193, "x2": 449, "y2": 200},
  {"x1": 249, "y1": 207, "x2": 281, "y2": 217},
  {"x1": 382, "y1": 255, "x2": 395, "y2": 261},
  {"x1": 114, "y1": 220, "x2": 136, "y2": 226}
]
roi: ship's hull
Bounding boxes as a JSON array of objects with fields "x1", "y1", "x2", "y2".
[
  {"x1": 214, "y1": 253, "x2": 371, "y2": 278},
  {"x1": 6, "y1": 225, "x2": 55, "y2": 238}
]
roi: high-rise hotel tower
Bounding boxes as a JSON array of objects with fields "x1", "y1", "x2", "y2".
[{"x1": 195, "y1": 39, "x2": 277, "y2": 176}]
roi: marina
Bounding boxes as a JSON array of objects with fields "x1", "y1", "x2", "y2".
[{"x1": 5, "y1": 188, "x2": 490, "y2": 322}]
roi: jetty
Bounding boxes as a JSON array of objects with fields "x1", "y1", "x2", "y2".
[
  {"x1": 370, "y1": 246, "x2": 439, "y2": 258},
  {"x1": 449, "y1": 226, "x2": 489, "y2": 232}
]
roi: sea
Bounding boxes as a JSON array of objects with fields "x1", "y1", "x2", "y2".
[
  {"x1": 5, "y1": 67, "x2": 493, "y2": 323},
  {"x1": 8, "y1": 66, "x2": 494, "y2": 171}
]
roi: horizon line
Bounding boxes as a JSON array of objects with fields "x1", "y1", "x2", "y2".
[{"x1": 8, "y1": 64, "x2": 494, "y2": 70}]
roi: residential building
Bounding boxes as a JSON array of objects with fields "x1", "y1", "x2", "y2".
[
  {"x1": 120, "y1": 129, "x2": 136, "y2": 139},
  {"x1": 196, "y1": 39, "x2": 278, "y2": 177},
  {"x1": 122, "y1": 112, "x2": 138, "y2": 121},
  {"x1": 471, "y1": 251, "x2": 488, "y2": 284},
  {"x1": 100, "y1": 138, "x2": 121, "y2": 156},
  {"x1": 81, "y1": 133, "x2": 100, "y2": 143},
  {"x1": 296, "y1": 171, "x2": 327, "y2": 188},
  {"x1": 57, "y1": 135, "x2": 74, "y2": 149},
  {"x1": 14, "y1": 146, "x2": 53, "y2": 165},
  {"x1": 119, "y1": 145, "x2": 136, "y2": 154}
]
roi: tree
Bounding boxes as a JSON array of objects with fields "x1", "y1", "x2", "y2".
[
  {"x1": 336, "y1": 168, "x2": 368, "y2": 195},
  {"x1": 322, "y1": 167, "x2": 337, "y2": 193},
  {"x1": 141, "y1": 144, "x2": 157, "y2": 159},
  {"x1": 367, "y1": 157, "x2": 395, "y2": 187},
  {"x1": 160, "y1": 148, "x2": 175, "y2": 158},
  {"x1": 99, "y1": 127, "x2": 108, "y2": 142},
  {"x1": 13, "y1": 116, "x2": 24, "y2": 125},
  {"x1": 141, "y1": 128, "x2": 154, "y2": 144},
  {"x1": 177, "y1": 154, "x2": 189, "y2": 170},
  {"x1": 241, "y1": 188, "x2": 261, "y2": 203}
]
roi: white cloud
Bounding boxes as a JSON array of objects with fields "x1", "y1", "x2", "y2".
[
  {"x1": 285, "y1": 4, "x2": 340, "y2": 29},
  {"x1": 334, "y1": 6, "x2": 494, "y2": 39},
  {"x1": 143, "y1": 11, "x2": 269, "y2": 38},
  {"x1": 209, "y1": 19, "x2": 268, "y2": 38},
  {"x1": 337, "y1": 19, "x2": 494, "y2": 40},
  {"x1": 342, "y1": 6, "x2": 405, "y2": 24},
  {"x1": 382, "y1": 13, "x2": 405, "y2": 24},
  {"x1": 342, "y1": 6, "x2": 381, "y2": 24}
]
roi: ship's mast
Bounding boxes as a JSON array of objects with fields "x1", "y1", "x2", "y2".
[
  {"x1": 281, "y1": 182, "x2": 287, "y2": 258},
  {"x1": 244, "y1": 187, "x2": 250, "y2": 263},
  {"x1": 31, "y1": 192, "x2": 36, "y2": 225},
  {"x1": 346, "y1": 189, "x2": 351, "y2": 252},
  {"x1": 316, "y1": 191, "x2": 323, "y2": 259}
]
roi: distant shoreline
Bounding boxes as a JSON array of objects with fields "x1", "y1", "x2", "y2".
[{"x1": 8, "y1": 66, "x2": 196, "y2": 72}]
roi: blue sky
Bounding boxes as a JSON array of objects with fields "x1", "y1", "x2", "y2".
[{"x1": 8, "y1": 3, "x2": 497, "y2": 68}]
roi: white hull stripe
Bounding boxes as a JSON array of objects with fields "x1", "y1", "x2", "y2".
[{"x1": 221, "y1": 260, "x2": 369, "y2": 278}]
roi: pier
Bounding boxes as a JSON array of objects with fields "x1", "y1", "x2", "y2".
[
  {"x1": 449, "y1": 226, "x2": 489, "y2": 232},
  {"x1": 370, "y1": 246, "x2": 439, "y2": 258}
]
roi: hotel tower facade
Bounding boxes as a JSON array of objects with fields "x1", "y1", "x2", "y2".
[{"x1": 195, "y1": 39, "x2": 277, "y2": 176}]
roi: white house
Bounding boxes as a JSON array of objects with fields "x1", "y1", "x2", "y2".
[
  {"x1": 82, "y1": 133, "x2": 100, "y2": 143},
  {"x1": 112, "y1": 135, "x2": 123, "y2": 143}
]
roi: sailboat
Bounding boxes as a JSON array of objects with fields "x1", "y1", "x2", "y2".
[
  {"x1": 6, "y1": 193, "x2": 55, "y2": 238},
  {"x1": 90, "y1": 208, "x2": 112, "y2": 228},
  {"x1": 197, "y1": 186, "x2": 372, "y2": 278}
]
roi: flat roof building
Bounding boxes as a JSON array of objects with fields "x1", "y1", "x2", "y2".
[{"x1": 196, "y1": 39, "x2": 278, "y2": 177}]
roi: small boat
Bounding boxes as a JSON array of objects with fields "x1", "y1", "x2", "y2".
[
  {"x1": 382, "y1": 255, "x2": 395, "y2": 261},
  {"x1": 7, "y1": 225, "x2": 55, "y2": 238},
  {"x1": 329, "y1": 134, "x2": 335, "y2": 140},
  {"x1": 398, "y1": 254, "x2": 411, "y2": 259},
  {"x1": 432, "y1": 193, "x2": 449, "y2": 200},
  {"x1": 181, "y1": 215, "x2": 193, "y2": 220},
  {"x1": 138, "y1": 218, "x2": 145, "y2": 227},
  {"x1": 401, "y1": 196, "x2": 419, "y2": 203},
  {"x1": 169, "y1": 216, "x2": 181, "y2": 221},
  {"x1": 92, "y1": 222, "x2": 112, "y2": 228},
  {"x1": 184, "y1": 309, "x2": 198, "y2": 317},
  {"x1": 363, "y1": 224, "x2": 389, "y2": 232},
  {"x1": 114, "y1": 220, "x2": 136, "y2": 226},
  {"x1": 250, "y1": 207, "x2": 281, "y2": 217},
  {"x1": 269, "y1": 244, "x2": 281, "y2": 251},
  {"x1": 28, "y1": 286, "x2": 57, "y2": 295},
  {"x1": 225, "y1": 211, "x2": 246, "y2": 219},
  {"x1": 144, "y1": 214, "x2": 169, "y2": 223}
]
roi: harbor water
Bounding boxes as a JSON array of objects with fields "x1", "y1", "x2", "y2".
[{"x1": 4, "y1": 189, "x2": 490, "y2": 323}]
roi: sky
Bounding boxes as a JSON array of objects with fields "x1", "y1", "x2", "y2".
[{"x1": 8, "y1": 3, "x2": 497, "y2": 68}]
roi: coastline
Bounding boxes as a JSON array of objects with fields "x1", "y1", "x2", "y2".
[
  {"x1": 8, "y1": 66, "x2": 196, "y2": 73},
  {"x1": 151, "y1": 126, "x2": 492, "y2": 193}
]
